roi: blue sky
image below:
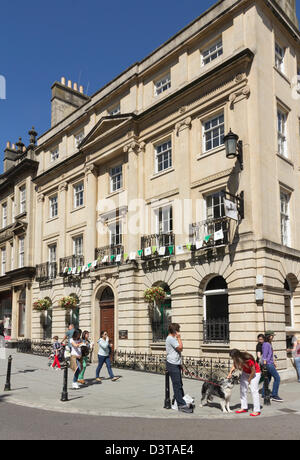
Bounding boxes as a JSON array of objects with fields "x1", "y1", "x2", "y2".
[{"x1": 0, "y1": 0, "x2": 299, "y2": 172}]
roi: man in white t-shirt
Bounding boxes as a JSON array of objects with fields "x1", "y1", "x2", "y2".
[{"x1": 166, "y1": 323, "x2": 193, "y2": 414}]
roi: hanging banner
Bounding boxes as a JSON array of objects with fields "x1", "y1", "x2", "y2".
[
  {"x1": 159, "y1": 247, "x2": 166, "y2": 256},
  {"x1": 224, "y1": 198, "x2": 238, "y2": 221},
  {"x1": 176, "y1": 245, "x2": 185, "y2": 255},
  {"x1": 214, "y1": 229, "x2": 224, "y2": 241}
]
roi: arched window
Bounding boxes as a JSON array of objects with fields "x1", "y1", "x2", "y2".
[
  {"x1": 284, "y1": 279, "x2": 293, "y2": 328},
  {"x1": 203, "y1": 276, "x2": 229, "y2": 343},
  {"x1": 151, "y1": 282, "x2": 172, "y2": 343},
  {"x1": 66, "y1": 294, "x2": 80, "y2": 330}
]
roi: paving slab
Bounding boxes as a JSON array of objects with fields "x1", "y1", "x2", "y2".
[{"x1": 1, "y1": 351, "x2": 300, "y2": 419}]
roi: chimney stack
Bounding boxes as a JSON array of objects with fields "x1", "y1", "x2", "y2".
[
  {"x1": 51, "y1": 77, "x2": 89, "y2": 127},
  {"x1": 4, "y1": 142, "x2": 18, "y2": 172}
]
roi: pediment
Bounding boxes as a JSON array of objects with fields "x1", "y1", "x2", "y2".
[{"x1": 79, "y1": 114, "x2": 136, "y2": 149}]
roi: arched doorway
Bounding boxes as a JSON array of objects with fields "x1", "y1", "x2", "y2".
[
  {"x1": 99, "y1": 287, "x2": 115, "y2": 353},
  {"x1": 18, "y1": 289, "x2": 26, "y2": 337},
  {"x1": 203, "y1": 276, "x2": 229, "y2": 343}
]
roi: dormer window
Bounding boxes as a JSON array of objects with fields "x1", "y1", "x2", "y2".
[
  {"x1": 109, "y1": 104, "x2": 121, "y2": 116},
  {"x1": 75, "y1": 132, "x2": 84, "y2": 148},
  {"x1": 275, "y1": 42, "x2": 285, "y2": 73},
  {"x1": 50, "y1": 148, "x2": 59, "y2": 162},
  {"x1": 154, "y1": 74, "x2": 171, "y2": 96},
  {"x1": 202, "y1": 40, "x2": 223, "y2": 66}
]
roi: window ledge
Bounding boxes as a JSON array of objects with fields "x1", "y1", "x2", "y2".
[
  {"x1": 71, "y1": 205, "x2": 85, "y2": 214},
  {"x1": 150, "y1": 167, "x2": 174, "y2": 181},
  {"x1": 202, "y1": 343, "x2": 230, "y2": 349},
  {"x1": 150, "y1": 342, "x2": 166, "y2": 351},
  {"x1": 273, "y1": 66, "x2": 291, "y2": 86},
  {"x1": 46, "y1": 216, "x2": 59, "y2": 224},
  {"x1": 107, "y1": 189, "x2": 124, "y2": 198},
  {"x1": 276, "y1": 153, "x2": 294, "y2": 167},
  {"x1": 197, "y1": 145, "x2": 225, "y2": 161}
]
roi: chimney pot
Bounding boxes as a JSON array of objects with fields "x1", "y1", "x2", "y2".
[
  {"x1": 79, "y1": 85, "x2": 84, "y2": 94},
  {"x1": 68, "y1": 80, "x2": 72, "y2": 88},
  {"x1": 73, "y1": 82, "x2": 78, "y2": 91},
  {"x1": 61, "y1": 76, "x2": 66, "y2": 85},
  {"x1": 6, "y1": 141, "x2": 11, "y2": 149}
]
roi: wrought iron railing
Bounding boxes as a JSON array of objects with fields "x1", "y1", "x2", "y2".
[
  {"x1": 112, "y1": 351, "x2": 231, "y2": 381},
  {"x1": 191, "y1": 216, "x2": 230, "y2": 248},
  {"x1": 17, "y1": 339, "x2": 53, "y2": 356},
  {"x1": 59, "y1": 255, "x2": 84, "y2": 276},
  {"x1": 95, "y1": 245, "x2": 123, "y2": 264},
  {"x1": 36, "y1": 262, "x2": 57, "y2": 282},
  {"x1": 16, "y1": 341, "x2": 231, "y2": 381},
  {"x1": 141, "y1": 233, "x2": 175, "y2": 259},
  {"x1": 203, "y1": 318, "x2": 230, "y2": 344}
]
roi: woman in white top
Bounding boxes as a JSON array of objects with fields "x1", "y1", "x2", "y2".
[
  {"x1": 95, "y1": 331, "x2": 119, "y2": 382},
  {"x1": 70, "y1": 330, "x2": 84, "y2": 389}
]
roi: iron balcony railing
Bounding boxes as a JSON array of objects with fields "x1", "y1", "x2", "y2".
[
  {"x1": 191, "y1": 216, "x2": 230, "y2": 249},
  {"x1": 141, "y1": 233, "x2": 175, "y2": 259},
  {"x1": 59, "y1": 255, "x2": 84, "y2": 276},
  {"x1": 95, "y1": 244, "x2": 123, "y2": 265},
  {"x1": 203, "y1": 318, "x2": 230, "y2": 344},
  {"x1": 36, "y1": 262, "x2": 57, "y2": 282}
]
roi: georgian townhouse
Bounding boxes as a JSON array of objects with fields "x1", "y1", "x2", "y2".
[
  {"x1": 25, "y1": 0, "x2": 300, "y2": 378},
  {"x1": 0, "y1": 130, "x2": 38, "y2": 342}
]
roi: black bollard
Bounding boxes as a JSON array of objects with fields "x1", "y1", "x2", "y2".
[
  {"x1": 61, "y1": 362, "x2": 69, "y2": 402},
  {"x1": 263, "y1": 365, "x2": 271, "y2": 406},
  {"x1": 164, "y1": 371, "x2": 171, "y2": 409},
  {"x1": 4, "y1": 355, "x2": 12, "y2": 392}
]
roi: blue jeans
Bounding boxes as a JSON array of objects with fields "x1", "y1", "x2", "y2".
[
  {"x1": 262, "y1": 364, "x2": 281, "y2": 397},
  {"x1": 96, "y1": 355, "x2": 114, "y2": 379},
  {"x1": 73, "y1": 359, "x2": 82, "y2": 383},
  {"x1": 166, "y1": 361, "x2": 186, "y2": 407},
  {"x1": 294, "y1": 358, "x2": 300, "y2": 382}
]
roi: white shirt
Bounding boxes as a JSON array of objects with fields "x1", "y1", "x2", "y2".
[{"x1": 70, "y1": 339, "x2": 82, "y2": 358}]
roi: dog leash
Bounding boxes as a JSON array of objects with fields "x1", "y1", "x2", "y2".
[{"x1": 182, "y1": 366, "x2": 222, "y2": 387}]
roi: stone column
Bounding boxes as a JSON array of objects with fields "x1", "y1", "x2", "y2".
[
  {"x1": 123, "y1": 141, "x2": 140, "y2": 255},
  {"x1": 58, "y1": 182, "x2": 68, "y2": 259},
  {"x1": 174, "y1": 116, "x2": 192, "y2": 246},
  {"x1": 35, "y1": 194, "x2": 45, "y2": 265},
  {"x1": 84, "y1": 164, "x2": 98, "y2": 263}
]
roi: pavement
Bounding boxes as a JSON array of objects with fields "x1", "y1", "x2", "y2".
[{"x1": 1, "y1": 350, "x2": 300, "y2": 420}]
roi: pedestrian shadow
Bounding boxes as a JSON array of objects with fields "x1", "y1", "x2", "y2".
[
  {"x1": 0, "y1": 393, "x2": 10, "y2": 403},
  {"x1": 18, "y1": 369, "x2": 39, "y2": 374}
]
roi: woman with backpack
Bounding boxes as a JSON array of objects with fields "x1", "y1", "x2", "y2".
[
  {"x1": 228, "y1": 349, "x2": 261, "y2": 417},
  {"x1": 78, "y1": 330, "x2": 91, "y2": 385}
]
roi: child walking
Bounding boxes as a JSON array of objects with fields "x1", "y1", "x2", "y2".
[{"x1": 52, "y1": 336, "x2": 62, "y2": 370}]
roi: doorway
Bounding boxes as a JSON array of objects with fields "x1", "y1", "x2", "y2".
[{"x1": 99, "y1": 287, "x2": 115, "y2": 354}]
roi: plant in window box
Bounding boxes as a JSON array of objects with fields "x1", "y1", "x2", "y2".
[
  {"x1": 33, "y1": 298, "x2": 52, "y2": 312},
  {"x1": 58, "y1": 295, "x2": 79, "y2": 310},
  {"x1": 143, "y1": 287, "x2": 166, "y2": 318}
]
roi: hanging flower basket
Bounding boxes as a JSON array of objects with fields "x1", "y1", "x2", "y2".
[
  {"x1": 58, "y1": 295, "x2": 79, "y2": 310},
  {"x1": 33, "y1": 298, "x2": 52, "y2": 312},
  {"x1": 144, "y1": 287, "x2": 166, "y2": 317}
]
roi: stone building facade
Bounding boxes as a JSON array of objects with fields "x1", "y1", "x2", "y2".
[{"x1": 2, "y1": 0, "x2": 300, "y2": 376}]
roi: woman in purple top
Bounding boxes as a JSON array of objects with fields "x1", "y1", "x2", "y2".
[{"x1": 261, "y1": 332, "x2": 283, "y2": 402}]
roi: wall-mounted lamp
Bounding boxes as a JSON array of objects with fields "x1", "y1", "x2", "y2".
[{"x1": 224, "y1": 129, "x2": 243, "y2": 170}]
